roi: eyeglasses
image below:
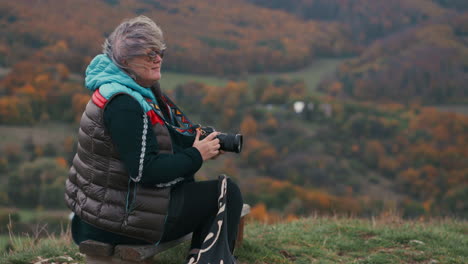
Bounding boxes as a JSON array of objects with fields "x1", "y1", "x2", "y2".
[{"x1": 145, "y1": 49, "x2": 165, "y2": 62}]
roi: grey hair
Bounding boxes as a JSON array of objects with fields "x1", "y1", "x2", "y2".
[{"x1": 103, "y1": 15, "x2": 166, "y2": 76}]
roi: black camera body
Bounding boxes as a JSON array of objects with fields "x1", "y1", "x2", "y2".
[{"x1": 199, "y1": 126, "x2": 243, "y2": 153}]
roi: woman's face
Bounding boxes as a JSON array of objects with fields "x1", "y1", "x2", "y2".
[{"x1": 127, "y1": 49, "x2": 164, "y2": 87}]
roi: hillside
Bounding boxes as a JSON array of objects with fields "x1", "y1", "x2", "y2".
[
  {"x1": 0, "y1": 0, "x2": 460, "y2": 75},
  {"x1": 1, "y1": 77, "x2": 467, "y2": 219},
  {"x1": 0, "y1": 0, "x2": 467, "y2": 222},
  {"x1": 433, "y1": 0, "x2": 468, "y2": 10},
  {"x1": 1, "y1": 217, "x2": 467, "y2": 263},
  {"x1": 319, "y1": 12, "x2": 468, "y2": 104},
  {"x1": 0, "y1": 0, "x2": 354, "y2": 75},
  {"x1": 173, "y1": 81, "x2": 468, "y2": 218},
  {"x1": 248, "y1": 0, "x2": 449, "y2": 43},
  {"x1": 1, "y1": 0, "x2": 468, "y2": 103}
]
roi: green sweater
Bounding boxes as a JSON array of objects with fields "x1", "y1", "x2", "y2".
[{"x1": 71, "y1": 94, "x2": 203, "y2": 245}]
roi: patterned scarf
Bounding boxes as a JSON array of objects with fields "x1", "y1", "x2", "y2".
[{"x1": 149, "y1": 84, "x2": 199, "y2": 136}]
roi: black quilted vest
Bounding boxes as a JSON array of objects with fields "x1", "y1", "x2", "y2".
[{"x1": 65, "y1": 91, "x2": 173, "y2": 243}]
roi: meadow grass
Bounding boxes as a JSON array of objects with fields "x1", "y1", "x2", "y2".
[
  {"x1": 3, "y1": 216, "x2": 463, "y2": 264},
  {"x1": 0, "y1": 122, "x2": 77, "y2": 148},
  {"x1": 237, "y1": 217, "x2": 467, "y2": 264},
  {"x1": 159, "y1": 58, "x2": 347, "y2": 92},
  {"x1": 0, "y1": 229, "x2": 83, "y2": 264},
  {"x1": 14, "y1": 209, "x2": 70, "y2": 223},
  {"x1": 159, "y1": 71, "x2": 229, "y2": 91},
  {"x1": 434, "y1": 105, "x2": 468, "y2": 115},
  {"x1": 0, "y1": 236, "x2": 10, "y2": 256},
  {"x1": 244, "y1": 58, "x2": 345, "y2": 93}
]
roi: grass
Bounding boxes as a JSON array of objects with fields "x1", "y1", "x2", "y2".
[
  {"x1": 434, "y1": 105, "x2": 468, "y2": 115},
  {"x1": 1, "y1": 216, "x2": 466, "y2": 264},
  {"x1": 0, "y1": 122, "x2": 78, "y2": 148},
  {"x1": 13, "y1": 209, "x2": 70, "y2": 223},
  {"x1": 232, "y1": 217, "x2": 466, "y2": 264},
  {"x1": 244, "y1": 58, "x2": 345, "y2": 93},
  {"x1": 0, "y1": 229, "x2": 83, "y2": 264},
  {"x1": 159, "y1": 71, "x2": 229, "y2": 91},
  {"x1": 0, "y1": 236, "x2": 10, "y2": 255},
  {"x1": 158, "y1": 58, "x2": 347, "y2": 92}
]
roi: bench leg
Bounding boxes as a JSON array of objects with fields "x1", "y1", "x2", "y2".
[{"x1": 236, "y1": 216, "x2": 246, "y2": 247}]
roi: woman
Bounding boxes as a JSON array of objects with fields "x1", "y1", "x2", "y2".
[{"x1": 64, "y1": 16, "x2": 243, "y2": 262}]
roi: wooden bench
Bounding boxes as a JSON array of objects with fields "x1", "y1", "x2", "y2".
[{"x1": 79, "y1": 204, "x2": 250, "y2": 264}]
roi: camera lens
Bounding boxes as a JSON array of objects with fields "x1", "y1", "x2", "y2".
[
  {"x1": 234, "y1": 134, "x2": 243, "y2": 153},
  {"x1": 218, "y1": 133, "x2": 243, "y2": 153},
  {"x1": 199, "y1": 127, "x2": 243, "y2": 153}
]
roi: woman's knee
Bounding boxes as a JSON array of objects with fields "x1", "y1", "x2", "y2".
[{"x1": 226, "y1": 178, "x2": 243, "y2": 206}]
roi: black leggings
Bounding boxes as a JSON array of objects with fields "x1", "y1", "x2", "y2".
[{"x1": 160, "y1": 178, "x2": 243, "y2": 252}]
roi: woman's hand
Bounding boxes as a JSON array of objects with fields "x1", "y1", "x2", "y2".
[
  {"x1": 193, "y1": 129, "x2": 221, "y2": 161},
  {"x1": 211, "y1": 150, "x2": 225, "y2": 160}
]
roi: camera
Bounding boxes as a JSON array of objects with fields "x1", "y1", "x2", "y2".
[{"x1": 199, "y1": 126, "x2": 243, "y2": 153}]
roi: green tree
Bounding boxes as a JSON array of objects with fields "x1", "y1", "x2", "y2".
[{"x1": 7, "y1": 158, "x2": 68, "y2": 209}]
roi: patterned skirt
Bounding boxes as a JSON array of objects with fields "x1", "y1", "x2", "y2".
[{"x1": 187, "y1": 174, "x2": 237, "y2": 264}]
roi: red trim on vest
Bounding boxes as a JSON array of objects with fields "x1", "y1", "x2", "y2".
[
  {"x1": 147, "y1": 110, "x2": 164, "y2": 125},
  {"x1": 92, "y1": 90, "x2": 108, "y2": 109},
  {"x1": 93, "y1": 90, "x2": 163, "y2": 125}
]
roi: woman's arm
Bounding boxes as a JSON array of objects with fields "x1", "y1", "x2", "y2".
[{"x1": 104, "y1": 94, "x2": 203, "y2": 185}]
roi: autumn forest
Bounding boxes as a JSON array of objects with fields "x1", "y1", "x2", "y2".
[{"x1": 0, "y1": 0, "x2": 467, "y2": 225}]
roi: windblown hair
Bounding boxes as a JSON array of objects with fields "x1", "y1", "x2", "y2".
[{"x1": 103, "y1": 15, "x2": 166, "y2": 76}]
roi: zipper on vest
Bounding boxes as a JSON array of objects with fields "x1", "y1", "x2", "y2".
[{"x1": 124, "y1": 177, "x2": 138, "y2": 224}]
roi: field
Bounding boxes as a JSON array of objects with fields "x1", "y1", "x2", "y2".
[
  {"x1": 0, "y1": 122, "x2": 78, "y2": 149},
  {"x1": 0, "y1": 208, "x2": 70, "y2": 256},
  {"x1": 244, "y1": 58, "x2": 345, "y2": 92},
  {"x1": 0, "y1": 236, "x2": 9, "y2": 255},
  {"x1": 435, "y1": 105, "x2": 468, "y2": 115},
  {"x1": 156, "y1": 58, "x2": 346, "y2": 92},
  {"x1": 1, "y1": 216, "x2": 467, "y2": 264}
]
